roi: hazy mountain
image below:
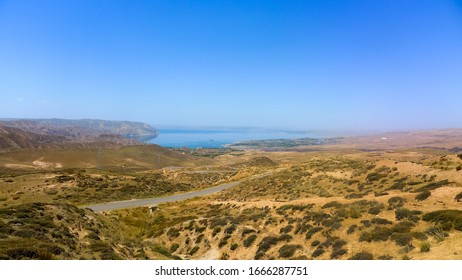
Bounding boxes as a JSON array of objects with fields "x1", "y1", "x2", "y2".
[{"x1": 0, "y1": 119, "x2": 158, "y2": 140}]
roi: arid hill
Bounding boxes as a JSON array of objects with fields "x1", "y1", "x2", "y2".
[
  {"x1": 0, "y1": 118, "x2": 158, "y2": 141},
  {"x1": 0, "y1": 124, "x2": 66, "y2": 150}
]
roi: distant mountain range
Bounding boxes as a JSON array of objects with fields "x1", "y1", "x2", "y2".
[{"x1": 0, "y1": 118, "x2": 158, "y2": 150}]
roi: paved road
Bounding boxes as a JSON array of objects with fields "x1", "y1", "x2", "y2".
[{"x1": 83, "y1": 172, "x2": 270, "y2": 212}]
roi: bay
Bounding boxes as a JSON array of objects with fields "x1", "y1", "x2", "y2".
[{"x1": 146, "y1": 129, "x2": 324, "y2": 148}]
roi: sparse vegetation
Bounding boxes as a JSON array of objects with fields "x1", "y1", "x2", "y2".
[
  {"x1": 415, "y1": 191, "x2": 431, "y2": 201},
  {"x1": 1, "y1": 131, "x2": 462, "y2": 260}
]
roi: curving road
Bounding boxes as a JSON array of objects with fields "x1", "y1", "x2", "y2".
[{"x1": 82, "y1": 172, "x2": 271, "y2": 212}]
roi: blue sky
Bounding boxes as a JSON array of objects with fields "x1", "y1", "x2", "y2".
[{"x1": 1, "y1": 0, "x2": 462, "y2": 131}]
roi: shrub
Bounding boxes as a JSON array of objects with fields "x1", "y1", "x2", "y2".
[
  {"x1": 279, "y1": 225, "x2": 294, "y2": 234},
  {"x1": 388, "y1": 197, "x2": 406, "y2": 209},
  {"x1": 392, "y1": 221, "x2": 415, "y2": 233},
  {"x1": 348, "y1": 207, "x2": 362, "y2": 219},
  {"x1": 395, "y1": 208, "x2": 412, "y2": 221},
  {"x1": 347, "y1": 224, "x2": 357, "y2": 234},
  {"x1": 218, "y1": 237, "x2": 230, "y2": 248},
  {"x1": 415, "y1": 180, "x2": 450, "y2": 192},
  {"x1": 371, "y1": 218, "x2": 392, "y2": 225},
  {"x1": 332, "y1": 239, "x2": 347, "y2": 250},
  {"x1": 230, "y1": 243, "x2": 238, "y2": 251},
  {"x1": 196, "y1": 234, "x2": 204, "y2": 243},
  {"x1": 349, "y1": 252, "x2": 373, "y2": 260},
  {"x1": 212, "y1": 226, "x2": 222, "y2": 237},
  {"x1": 166, "y1": 227, "x2": 180, "y2": 238},
  {"x1": 278, "y1": 234, "x2": 293, "y2": 242},
  {"x1": 455, "y1": 192, "x2": 462, "y2": 202},
  {"x1": 374, "y1": 191, "x2": 389, "y2": 197},
  {"x1": 311, "y1": 240, "x2": 320, "y2": 247},
  {"x1": 415, "y1": 191, "x2": 431, "y2": 201},
  {"x1": 243, "y1": 234, "x2": 257, "y2": 247},
  {"x1": 278, "y1": 244, "x2": 301, "y2": 258},
  {"x1": 254, "y1": 251, "x2": 265, "y2": 260},
  {"x1": 359, "y1": 227, "x2": 393, "y2": 242},
  {"x1": 412, "y1": 231, "x2": 428, "y2": 241},
  {"x1": 322, "y1": 201, "x2": 343, "y2": 209},
  {"x1": 331, "y1": 249, "x2": 348, "y2": 259},
  {"x1": 311, "y1": 248, "x2": 325, "y2": 258},
  {"x1": 391, "y1": 233, "x2": 413, "y2": 247},
  {"x1": 425, "y1": 227, "x2": 446, "y2": 242},
  {"x1": 368, "y1": 206, "x2": 383, "y2": 215},
  {"x1": 189, "y1": 246, "x2": 199, "y2": 255},
  {"x1": 360, "y1": 220, "x2": 371, "y2": 228},
  {"x1": 378, "y1": 255, "x2": 393, "y2": 260},
  {"x1": 258, "y1": 236, "x2": 280, "y2": 253},
  {"x1": 224, "y1": 224, "x2": 237, "y2": 235},
  {"x1": 170, "y1": 243, "x2": 179, "y2": 253},
  {"x1": 305, "y1": 227, "x2": 323, "y2": 240},
  {"x1": 423, "y1": 210, "x2": 462, "y2": 231},
  {"x1": 242, "y1": 228, "x2": 256, "y2": 236},
  {"x1": 420, "y1": 242, "x2": 431, "y2": 253}
]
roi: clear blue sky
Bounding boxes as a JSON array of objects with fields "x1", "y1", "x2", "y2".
[{"x1": 1, "y1": 0, "x2": 462, "y2": 131}]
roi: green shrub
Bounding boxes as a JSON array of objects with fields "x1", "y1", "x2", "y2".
[
  {"x1": 378, "y1": 255, "x2": 393, "y2": 260},
  {"x1": 257, "y1": 236, "x2": 280, "y2": 253},
  {"x1": 278, "y1": 244, "x2": 301, "y2": 258},
  {"x1": 322, "y1": 201, "x2": 343, "y2": 209},
  {"x1": 415, "y1": 191, "x2": 431, "y2": 201},
  {"x1": 388, "y1": 197, "x2": 406, "y2": 209},
  {"x1": 455, "y1": 192, "x2": 462, "y2": 202},
  {"x1": 423, "y1": 210, "x2": 462, "y2": 231},
  {"x1": 414, "y1": 180, "x2": 450, "y2": 192},
  {"x1": 278, "y1": 234, "x2": 293, "y2": 242},
  {"x1": 392, "y1": 221, "x2": 415, "y2": 233},
  {"x1": 371, "y1": 218, "x2": 392, "y2": 225},
  {"x1": 420, "y1": 242, "x2": 431, "y2": 253},
  {"x1": 395, "y1": 208, "x2": 412, "y2": 220},
  {"x1": 170, "y1": 243, "x2": 179, "y2": 253},
  {"x1": 368, "y1": 206, "x2": 383, "y2": 215},
  {"x1": 254, "y1": 251, "x2": 265, "y2": 260},
  {"x1": 196, "y1": 234, "x2": 204, "y2": 243},
  {"x1": 243, "y1": 234, "x2": 257, "y2": 247},
  {"x1": 189, "y1": 246, "x2": 199, "y2": 255},
  {"x1": 311, "y1": 248, "x2": 325, "y2": 258},
  {"x1": 360, "y1": 220, "x2": 371, "y2": 228},
  {"x1": 305, "y1": 227, "x2": 323, "y2": 240},
  {"x1": 411, "y1": 231, "x2": 428, "y2": 241},
  {"x1": 218, "y1": 237, "x2": 229, "y2": 248},
  {"x1": 347, "y1": 224, "x2": 357, "y2": 234},
  {"x1": 242, "y1": 228, "x2": 256, "y2": 236},
  {"x1": 332, "y1": 239, "x2": 347, "y2": 250},
  {"x1": 359, "y1": 227, "x2": 393, "y2": 242},
  {"x1": 230, "y1": 243, "x2": 238, "y2": 251},
  {"x1": 224, "y1": 224, "x2": 236, "y2": 235},
  {"x1": 330, "y1": 249, "x2": 348, "y2": 259},
  {"x1": 212, "y1": 226, "x2": 222, "y2": 237},
  {"x1": 390, "y1": 233, "x2": 413, "y2": 247},
  {"x1": 166, "y1": 227, "x2": 180, "y2": 238},
  {"x1": 279, "y1": 225, "x2": 294, "y2": 234},
  {"x1": 349, "y1": 252, "x2": 373, "y2": 260},
  {"x1": 374, "y1": 191, "x2": 389, "y2": 197},
  {"x1": 311, "y1": 240, "x2": 320, "y2": 247},
  {"x1": 425, "y1": 227, "x2": 446, "y2": 242}
]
